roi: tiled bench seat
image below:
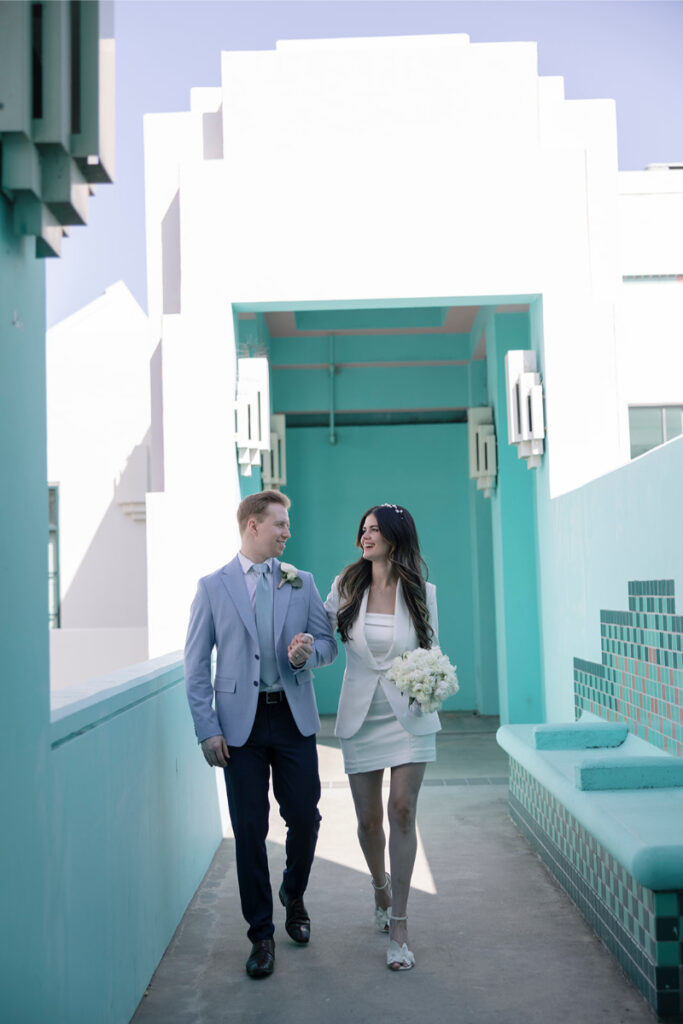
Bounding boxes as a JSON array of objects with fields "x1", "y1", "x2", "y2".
[{"x1": 497, "y1": 717, "x2": 683, "y2": 1020}]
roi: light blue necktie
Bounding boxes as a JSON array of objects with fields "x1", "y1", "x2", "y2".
[{"x1": 252, "y1": 563, "x2": 280, "y2": 691}]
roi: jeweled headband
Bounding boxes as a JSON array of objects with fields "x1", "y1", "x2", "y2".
[{"x1": 379, "y1": 503, "x2": 404, "y2": 515}]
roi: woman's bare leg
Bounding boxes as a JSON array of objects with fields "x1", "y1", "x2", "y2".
[
  {"x1": 387, "y1": 762, "x2": 426, "y2": 952},
  {"x1": 348, "y1": 770, "x2": 391, "y2": 913}
]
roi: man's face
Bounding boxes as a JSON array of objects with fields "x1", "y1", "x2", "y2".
[{"x1": 250, "y1": 503, "x2": 291, "y2": 561}]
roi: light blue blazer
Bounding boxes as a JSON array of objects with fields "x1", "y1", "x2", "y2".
[{"x1": 184, "y1": 556, "x2": 337, "y2": 747}]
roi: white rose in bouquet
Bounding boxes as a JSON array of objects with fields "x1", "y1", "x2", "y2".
[{"x1": 385, "y1": 647, "x2": 458, "y2": 713}]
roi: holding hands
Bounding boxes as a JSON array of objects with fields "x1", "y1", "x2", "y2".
[
  {"x1": 288, "y1": 632, "x2": 313, "y2": 668},
  {"x1": 201, "y1": 632, "x2": 315, "y2": 771}
]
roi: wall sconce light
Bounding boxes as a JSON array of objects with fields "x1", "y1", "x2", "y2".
[
  {"x1": 261, "y1": 413, "x2": 287, "y2": 489},
  {"x1": 235, "y1": 357, "x2": 270, "y2": 476},
  {"x1": 504, "y1": 350, "x2": 545, "y2": 469},
  {"x1": 468, "y1": 407, "x2": 497, "y2": 498}
]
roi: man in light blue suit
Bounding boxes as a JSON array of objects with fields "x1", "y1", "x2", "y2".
[{"x1": 184, "y1": 490, "x2": 337, "y2": 979}]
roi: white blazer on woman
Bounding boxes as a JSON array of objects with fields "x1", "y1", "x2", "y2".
[{"x1": 324, "y1": 576, "x2": 442, "y2": 740}]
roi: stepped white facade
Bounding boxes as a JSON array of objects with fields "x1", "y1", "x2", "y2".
[{"x1": 48, "y1": 33, "x2": 683, "y2": 688}]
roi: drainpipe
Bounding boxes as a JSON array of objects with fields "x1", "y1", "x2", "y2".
[{"x1": 328, "y1": 333, "x2": 337, "y2": 445}]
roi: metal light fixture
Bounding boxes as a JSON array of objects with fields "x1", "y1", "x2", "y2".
[
  {"x1": 468, "y1": 407, "x2": 497, "y2": 498},
  {"x1": 504, "y1": 350, "x2": 545, "y2": 469},
  {"x1": 235, "y1": 357, "x2": 270, "y2": 476},
  {"x1": 261, "y1": 413, "x2": 287, "y2": 489}
]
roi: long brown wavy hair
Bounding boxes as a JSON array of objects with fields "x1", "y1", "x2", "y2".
[{"x1": 336, "y1": 504, "x2": 434, "y2": 649}]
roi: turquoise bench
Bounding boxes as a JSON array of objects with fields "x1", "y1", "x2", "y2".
[{"x1": 497, "y1": 716, "x2": 683, "y2": 1019}]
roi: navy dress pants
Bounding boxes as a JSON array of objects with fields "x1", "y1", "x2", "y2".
[{"x1": 223, "y1": 694, "x2": 321, "y2": 942}]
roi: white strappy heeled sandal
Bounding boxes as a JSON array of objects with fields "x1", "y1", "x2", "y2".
[
  {"x1": 371, "y1": 873, "x2": 392, "y2": 932},
  {"x1": 386, "y1": 915, "x2": 415, "y2": 971}
]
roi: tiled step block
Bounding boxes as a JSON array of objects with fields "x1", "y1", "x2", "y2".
[{"x1": 509, "y1": 757, "x2": 683, "y2": 1019}]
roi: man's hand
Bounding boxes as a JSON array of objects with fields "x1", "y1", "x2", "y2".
[
  {"x1": 288, "y1": 632, "x2": 313, "y2": 668},
  {"x1": 201, "y1": 734, "x2": 230, "y2": 767}
]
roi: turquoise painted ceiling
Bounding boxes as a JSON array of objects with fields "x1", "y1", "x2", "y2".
[
  {"x1": 236, "y1": 302, "x2": 530, "y2": 427},
  {"x1": 266, "y1": 306, "x2": 479, "y2": 337}
]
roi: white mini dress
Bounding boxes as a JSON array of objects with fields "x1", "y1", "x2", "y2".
[{"x1": 340, "y1": 612, "x2": 437, "y2": 775}]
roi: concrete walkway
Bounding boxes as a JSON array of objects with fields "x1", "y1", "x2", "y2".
[{"x1": 132, "y1": 714, "x2": 654, "y2": 1024}]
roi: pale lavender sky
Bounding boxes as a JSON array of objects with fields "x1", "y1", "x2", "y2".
[{"x1": 46, "y1": 0, "x2": 683, "y2": 327}]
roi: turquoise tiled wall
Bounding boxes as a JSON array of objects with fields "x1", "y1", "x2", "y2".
[
  {"x1": 505, "y1": 580, "x2": 683, "y2": 1017},
  {"x1": 510, "y1": 758, "x2": 683, "y2": 1017},
  {"x1": 574, "y1": 580, "x2": 683, "y2": 755}
]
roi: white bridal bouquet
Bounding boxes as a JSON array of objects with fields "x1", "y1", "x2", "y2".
[{"x1": 385, "y1": 647, "x2": 459, "y2": 713}]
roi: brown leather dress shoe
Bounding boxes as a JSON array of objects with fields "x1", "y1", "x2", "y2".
[
  {"x1": 278, "y1": 884, "x2": 311, "y2": 944},
  {"x1": 246, "y1": 938, "x2": 275, "y2": 978}
]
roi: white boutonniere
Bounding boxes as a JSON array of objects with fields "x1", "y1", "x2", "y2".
[{"x1": 278, "y1": 562, "x2": 303, "y2": 589}]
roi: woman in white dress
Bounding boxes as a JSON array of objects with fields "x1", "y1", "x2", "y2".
[{"x1": 324, "y1": 503, "x2": 441, "y2": 972}]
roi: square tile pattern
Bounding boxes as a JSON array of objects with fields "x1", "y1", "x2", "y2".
[
  {"x1": 506, "y1": 582, "x2": 683, "y2": 1016},
  {"x1": 574, "y1": 580, "x2": 683, "y2": 756},
  {"x1": 509, "y1": 758, "x2": 683, "y2": 1018}
]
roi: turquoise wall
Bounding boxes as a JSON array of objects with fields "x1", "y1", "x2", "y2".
[
  {"x1": 239, "y1": 305, "x2": 502, "y2": 718},
  {"x1": 0, "y1": 192, "x2": 223, "y2": 1020},
  {"x1": 535, "y1": 435, "x2": 683, "y2": 723},
  {"x1": 469, "y1": 488, "x2": 499, "y2": 715},
  {"x1": 468, "y1": 346, "x2": 498, "y2": 714},
  {"x1": 270, "y1": 332, "x2": 471, "y2": 364},
  {"x1": 238, "y1": 465, "x2": 263, "y2": 497},
  {"x1": 270, "y1": 332, "x2": 471, "y2": 414},
  {"x1": 282, "y1": 423, "x2": 479, "y2": 715},
  {"x1": 238, "y1": 299, "x2": 564, "y2": 725},
  {"x1": 48, "y1": 659, "x2": 222, "y2": 1023},
  {"x1": 0, "y1": 194, "x2": 52, "y2": 1019},
  {"x1": 484, "y1": 310, "x2": 545, "y2": 723},
  {"x1": 235, "y1": 302, "x2": 510, "y2": 718}
]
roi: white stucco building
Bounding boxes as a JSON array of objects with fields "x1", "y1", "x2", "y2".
[
  {"x1": 47, "y1": 281, "x2": 156, "y2": 688},
  {"x1": 48, "y1": 34, "x2": 683, "y2": 715}
]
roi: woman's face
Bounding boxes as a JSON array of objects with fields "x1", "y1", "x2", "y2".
[{"x1": 360, "y1": 513, "x2": 392, "y2": 562}]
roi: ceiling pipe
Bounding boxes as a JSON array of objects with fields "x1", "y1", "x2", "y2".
[{"x1": 328, "y1": 333, "x2": 337, "y2": 445}]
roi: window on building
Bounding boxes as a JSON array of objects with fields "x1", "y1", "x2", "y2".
[
  {"x1": 629, "y1": 406, "x2": 683, "y2": 459},
  {"x1": 31, "y1": 3, "x2": 44, "y2": 120},
  {"x1": 48, "y1": 485, "x2": 60, "y2": 628},
  {"x1": 70, "y1": 0, "x2": 82, "y2": 134}
]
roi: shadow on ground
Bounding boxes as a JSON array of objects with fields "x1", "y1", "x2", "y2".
[{"x1": 132, "y1": 715, "x2": 653, "y2": 1024}]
